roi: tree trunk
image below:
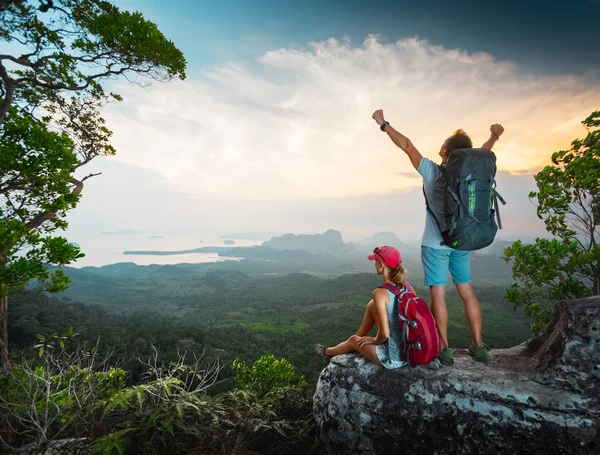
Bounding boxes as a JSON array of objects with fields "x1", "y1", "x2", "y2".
[
  {"x1": 0, "y1": 64, "x2": 16, "y2": 125},
  {"x1": 0, "y1": 293, "x2": 9, "y2": 371}
]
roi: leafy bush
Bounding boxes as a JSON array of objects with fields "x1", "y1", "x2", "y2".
[
  {"x1": 1, "y1": 327, "x2": 321, "y2": 454},
  {"x1": 0, "y1": 335, "x2": 125, "y2": 451},
  {"x1": 232, "y1": 354, "x2": 302, "y2": 399},
  {"x1": 504, "y1": 110, "x2": 600, "y2": 332},
  {"x1": 94, "y1": 354, "x2": 317, "y2": 454}
]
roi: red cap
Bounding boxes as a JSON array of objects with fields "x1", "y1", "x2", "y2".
[{"x1": 367, "y1": 246, "x2": 402, "y2": 268}]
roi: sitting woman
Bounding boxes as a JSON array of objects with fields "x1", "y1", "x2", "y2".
[{"x1": 314, "y1": 245, "x2": 413, "y2": 368}]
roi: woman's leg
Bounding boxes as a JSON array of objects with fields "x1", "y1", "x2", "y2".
[
  {"x1": 325, "y1": 336, "x2": 356, "y2": 357},
  {"x1": 325, "y1": 335, "x2": 383, "y2": 367},
  {"x1": 355, "y1": 300, "x2": 378, "y2": 337}
]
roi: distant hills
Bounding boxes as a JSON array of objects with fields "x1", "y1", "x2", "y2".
[
  {"x1": 116, "y1": 229, "x2": 521, "y2": 288},
  {"x1": 358, "y1": 232, "x2": 405, "y2": 248},
  {"x1": 121, "y1": 229, "x2": 414, "y2": 261},
  {"x1": 262, "y1": 229, "x2": 354, "y2": 255}
]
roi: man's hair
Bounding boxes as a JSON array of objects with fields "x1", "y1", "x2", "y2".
[{"x1": 446, "y1": 129, "x2": 473, "y2": 155}]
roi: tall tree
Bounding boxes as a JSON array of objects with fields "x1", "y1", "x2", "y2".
[
  {"x1": 504, "y1": 110, "x2": 600, "y2": 332},
  {"x1": 0, "y1": 0, "x2": 186, "y2": 369}
]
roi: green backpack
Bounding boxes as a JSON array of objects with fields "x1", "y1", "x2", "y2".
[{"x1": 424, "y1": 148, "x2": 506, "y2": 251}]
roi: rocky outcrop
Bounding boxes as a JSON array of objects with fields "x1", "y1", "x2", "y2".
[{"x1": 313, "y1": 296, "x2": 600, "y2": 455}]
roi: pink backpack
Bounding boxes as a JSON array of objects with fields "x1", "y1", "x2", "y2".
[{"x1": 378, "y1": 283, "x2": 440, "y2": 366}]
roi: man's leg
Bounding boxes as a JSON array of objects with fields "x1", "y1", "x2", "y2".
[
  {"x1": 450, "y1": 251, "x2": 486, "y2": 361},
  {"x1": 421, "y1": 246, "x2": 451, "y2": 351},
  {"x1": 430, "y1": 285, "x2": 449, "y2": 350},
  {"x1": 455, "y1": 283, "x2": 483, "y2": 347}
]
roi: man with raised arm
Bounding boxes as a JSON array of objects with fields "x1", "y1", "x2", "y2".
[{"x1": 372, "y1": 109, "x2": 504, "y2": 364}]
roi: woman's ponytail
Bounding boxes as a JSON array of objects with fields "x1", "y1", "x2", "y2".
[{"x1": 389, "y1": 263, "x2": 407, "y2": 288}]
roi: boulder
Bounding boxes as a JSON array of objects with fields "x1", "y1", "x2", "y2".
[{"x1": 313, "y1": 296, "x2": 600, "y2": 455}]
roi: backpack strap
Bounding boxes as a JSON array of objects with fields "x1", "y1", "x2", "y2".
[
  {"x1": 490, "y1": 177, "x2": 506, "y2": 230},
  {"x1": 379, "y1": 283, "x2": 419, "y2": 369},
  {"x1": 491, "y1": 179, "x2": 506, "y2": 230},
  {"x1": 377, "y1": 282, "x2": 402, "y2": 296}
]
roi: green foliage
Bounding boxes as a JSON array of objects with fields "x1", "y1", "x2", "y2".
[
  {"x1": 0, "y1": 108, "x2": 84, "y2": 296},
  {"x1": 8, "y1": 268, "x2": 533, "y2": 384},
  {"x1": 232, "y1": 354, "x2": 299, "y2": 399},
  {"x1": 0, "y1": 1, "x2": 187, "y2": 286},
  {"x1": 504, "y1": 110, "x2": 600, "y2": 331},
  {"x1": 92, "y1": 428, "x2": 134, "y2": 455},
  {"x1": 0, "y1": 0, "x2": 187, "y2": 369},
  {"x1": 0, "y1": 334, "x2": 126, "y2": 450},
  {"x1": 1, "y1": 343, "x2": 318, "y2": 454},
  {"x1": 90, "y1": 351, "x2": 315, "y2": 455},
  {"x1": 2, "y1": 0, "x2": 186, "y2": 109},
  {"x1": 5, "y1": 267, "x2": 532, "y2": 453},
  {"x1": 34, "y1": 325, "x2": 81, "y2": 357}
]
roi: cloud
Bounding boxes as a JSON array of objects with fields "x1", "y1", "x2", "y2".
[
  {"x1": 101, "y1": 35, "x2": 600, "y2": 202},
  {"x1": 64, "y1": 34, "x2": 598, "y2": 261},
  {"x1": 66, "y1": 158, "x2": 545, "y2": 248}
]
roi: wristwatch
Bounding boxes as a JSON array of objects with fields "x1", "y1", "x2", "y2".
[{"x1": 380, "y1": 121, "x2": 390, "y2": 132}]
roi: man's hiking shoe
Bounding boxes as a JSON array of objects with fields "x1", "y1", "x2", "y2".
[
  {"x1": 437, "y1": 348, "x2": 454, "y2": 366},
  {"x1": 469, "y1": 344, "x2": 488, "y2": 362},
  {"x1": 314, "y1": 344, "x2": 330, "y2": 363}
]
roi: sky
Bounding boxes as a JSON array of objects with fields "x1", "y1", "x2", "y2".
[{"x1": 64, "y1": 0, "x2": 600, "y2": 256}]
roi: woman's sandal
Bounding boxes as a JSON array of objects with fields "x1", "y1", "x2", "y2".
[{"x1": 314, "y1": 344, "x2": 330, "y2": 363}]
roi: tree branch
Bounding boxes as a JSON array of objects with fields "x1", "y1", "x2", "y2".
[
  {"x1": 81, "y1": 172, "x2": 101, "y2": 183},
  {"x1": 23, "y1": 177, "x2": 85, "y2": 230},
  {"x1": 0, "y1": 54, "x2": 35, "y2": 68},
  {"x1": 22, "y1": 50, "x2": 116, "y2": 70},
  {"x1": 15, "y1": 65, "x2": 140, "y2": 92}
]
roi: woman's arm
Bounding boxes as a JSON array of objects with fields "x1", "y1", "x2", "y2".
[
  {"x1": 372, "y1": 289, "x2": 390, "y2": 343},
  {"x1": 359, "y1": 288, "x2": 390, "y2": 346}
]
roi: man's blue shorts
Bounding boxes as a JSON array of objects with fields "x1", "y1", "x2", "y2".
[{"x1": 421, "y1": 246, "x2": 471, "y2": 287}]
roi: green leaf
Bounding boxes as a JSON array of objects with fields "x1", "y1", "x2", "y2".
[{"x1": 136, "y1": 388, "x2": 144, "y2": 409}]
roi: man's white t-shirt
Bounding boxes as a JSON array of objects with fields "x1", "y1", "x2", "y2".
[{"x1": 417, "y1": 157, "x2": 449, "y2": 250}]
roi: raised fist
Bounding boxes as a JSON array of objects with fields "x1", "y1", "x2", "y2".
[
  {"x1": 372, "y1": 109, "x2": 385, "y2": 126},
  {"x1": 491, "y1": 123, "x2": 504, "y2": 138}
]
